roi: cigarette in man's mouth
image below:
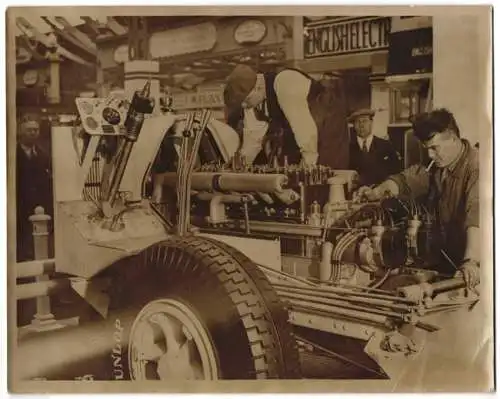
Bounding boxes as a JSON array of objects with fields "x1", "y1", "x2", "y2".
[{"x1": 425, "y1": 160, "x2": 435, "y2": 172}]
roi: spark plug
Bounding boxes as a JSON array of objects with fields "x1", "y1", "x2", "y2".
[{"x1": 406, "y1": 214, "x2": 422, "y2": 263}]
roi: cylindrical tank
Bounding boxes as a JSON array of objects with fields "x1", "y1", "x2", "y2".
[{"x1": 159, "y1": 172, "x2": 288, "y2": 194}]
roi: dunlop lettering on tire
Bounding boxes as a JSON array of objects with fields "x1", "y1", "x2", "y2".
[{"x1": 100, "y1": 235, "x2": 301, "y2": 380}]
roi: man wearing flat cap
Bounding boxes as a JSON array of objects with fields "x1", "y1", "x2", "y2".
[
  {"x1": 223, "y1": 65, "x2": 350, "y2": 168},
  {"x1": 348, "y1": 108, "x2": 402, "y2": 186}
]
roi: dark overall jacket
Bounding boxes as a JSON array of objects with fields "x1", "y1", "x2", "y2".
[
  {"x1": 251, "y1": 68, "x2": 350, "y2": 169},
  {"x1": 389, "y1": 140, "x2": 479, "y2": 273}
]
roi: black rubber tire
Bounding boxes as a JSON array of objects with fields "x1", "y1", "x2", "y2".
[{"x1": 102, "y1": 235, "x2": 302, "y2": 380}]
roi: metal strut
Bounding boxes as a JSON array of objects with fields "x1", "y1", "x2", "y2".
[{"x1": 177, "y1": 110, "x2": 212, "y2": 236}]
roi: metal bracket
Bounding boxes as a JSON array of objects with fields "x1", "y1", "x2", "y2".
[
  {"x1": 70, "y1": 277, "x2": 112, "y2": 318},
  {"x1": 364, "y1": 328, "x2": 426, "y2": 381}
]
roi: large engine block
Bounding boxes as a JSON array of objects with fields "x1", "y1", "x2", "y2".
[
  {"x1": 156, "y1": 160, "x2": 440, "y2": 289},
  {"x1": 68, "y1": 88, "x2": 443, "y2": 291}
]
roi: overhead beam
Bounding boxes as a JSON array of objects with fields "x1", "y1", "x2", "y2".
[
  {"x1": 16, "y1": 17, "x2": 96, "y2": 68},
  {"x1": 53, "y1": 17, "x2": 98, "y2": 55},
  {"x1": 41, "y1": 17, "x2": 97, "y2": 57},
  {"x1": 106, "y1": 17, "x2": 128, "y2": 35},
  {"x1": 17, "y1": 37, "x2": 45, "y2": 62},
  {"x1": 80, "y1": 16, "x2": 102, "y2": 36},
  {"x1": 16, "y1": 17, "x2": 56, "y2": 49}
]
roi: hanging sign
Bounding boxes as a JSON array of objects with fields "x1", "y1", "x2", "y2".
[
  {"x1": 150, "y1": 22, "x2": 217, "y2": 59},
  {"x1": 172, "y1": 88, "x2": 224, "y2": 110},
  {"x1": 304, "y1": 17, "x2": 392, "y2": 58}
]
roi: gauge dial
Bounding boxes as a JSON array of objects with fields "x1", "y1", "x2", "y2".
[
  {"x1": 85, "y1": 116, "x2": 99, "y2": 131},
  {"x1": 80, "y1": 101, "x2": 94, "y2": 115},
  {"x1": 102, "y1": 107, "x2": 121, "y2": 125}
]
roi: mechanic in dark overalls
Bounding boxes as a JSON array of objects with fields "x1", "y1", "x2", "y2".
[
  {"x1": 354, "y1": 108, "x2": 480, "y2": 289},
  {"x1": 223, "y1": 65, "x2": 350, "y2": 169}
]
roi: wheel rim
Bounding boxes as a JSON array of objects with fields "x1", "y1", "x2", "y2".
[{"x1": 128, "y1": 298, "x2": 219, "y2": 380}]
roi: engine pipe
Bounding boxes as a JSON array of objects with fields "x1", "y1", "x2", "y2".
[
  {"x1": 397, "y1": 277, "x2": 467, "y2": 302},
  {"x1": 159, "y1": 172, "x2": 288, "y2": 194},
  {"x1": 198, "y1": 193, "x2": 254, "y2": 225},
  {"x1": 319, "y1": 241, "x2": 334, "y2": 283}
]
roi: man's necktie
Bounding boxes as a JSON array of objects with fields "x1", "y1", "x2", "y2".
[{"x1": 362, "y1": 139, "x2": 368, "y2": 153}]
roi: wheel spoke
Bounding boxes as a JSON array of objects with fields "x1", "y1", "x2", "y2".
[
  {"x1": 132, "y1": 322, "x2": 165, "y2": 362},
  {"x1": 149, "y1": 313, "x2": 184, "y2": 354},
  {"x1": 129, "y1": 299, "x2": 219, "y2": 381}
]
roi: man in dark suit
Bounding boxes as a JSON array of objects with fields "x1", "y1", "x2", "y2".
[
  {"x1": 16, "y1": 113, "x2": 53, "y2": 262},
  {"x1": 348, "y1": 109, "x2": 402, "y2": 186}
]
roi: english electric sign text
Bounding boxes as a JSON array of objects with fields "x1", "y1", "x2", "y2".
[{"x1": 304, "y1": 17, "x2": 392, "y2": 58}]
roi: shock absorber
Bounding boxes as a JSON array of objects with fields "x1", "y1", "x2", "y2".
[{"x1": 102, "y1": 81, "x2": 155, "y2": 215}]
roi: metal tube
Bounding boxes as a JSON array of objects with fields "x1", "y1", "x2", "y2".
[
  {"x1": 16, "y1": 259, "x2": 56, "y2": 279},
  {"x1": 242, "y1": 198, "x2": 251, "y2": 235},
  {"x1": 273, "y1": 282, "x2": 411, "y2": 311},
  {"x1": 430, "y1": 278, "x2": 467, "y2": 294},
  {"x1": 177, "y1": 133, "x2": 191, "y2": 235},
  {"x1": 398, "y1": 278, "x2": 466, "y2": 300},
  {"x1": 106, "y1": 141, "x2": 134, "y2": 206},
  {"x1": 299, "y1": 182, "x2": 306, "y2": 223},
  {"x1": 196, "y1": 192, "x2": 251, "y2": 203},
  {"x1": 272, "y1": 280, "x2": 417, "y2": 303},
  {"x1": 258, "y1": 263, "x2": 317, "y2": 287},
  {"x1": 276, "y1": 290, "x2": 407, "y2": 319},
  {"x1": 233, "y1": 220, "x2": 324, "y2": 237},
  {"x1": 286, "y1": 299, "x2": 389, "y2": 324}
]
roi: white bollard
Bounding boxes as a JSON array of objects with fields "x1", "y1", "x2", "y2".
[{"x1": 26, "y1": 206, "x2": 65, "y2": 332}]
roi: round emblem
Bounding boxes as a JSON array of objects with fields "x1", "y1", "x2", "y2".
[{"x1": 234, "y1": 20, "x2": 267, "y2": 45}]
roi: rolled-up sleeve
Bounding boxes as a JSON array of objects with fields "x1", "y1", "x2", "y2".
[
  {"x1": 274, "y1": 70, "x2": 318, "y2": 164},
  {"x1": 387, "y1": 164, "x2": 431, "y2": 198}
]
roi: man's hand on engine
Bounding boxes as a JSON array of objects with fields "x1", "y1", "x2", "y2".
[
  {"x1": 455, "y1": 260, "x2": 481, "y2": 290},
  {"x1": 353, "y1": 179, "x2": 400, "y2": 203},
  {"x1": 353, "y1": 186, "x2": 381, "y2": 203}
]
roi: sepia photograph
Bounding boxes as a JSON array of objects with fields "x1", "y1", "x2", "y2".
[{"x1": 5, "y1": 6, "x2": 494, "y2": 394}]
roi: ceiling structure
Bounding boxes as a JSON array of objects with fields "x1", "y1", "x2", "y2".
[
  {"x1": 15, "y1": 16, "x2": 127, "y2": 68},
  {"x1": 15, "y1": 16, "x2": 288, "y2": 91}
]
